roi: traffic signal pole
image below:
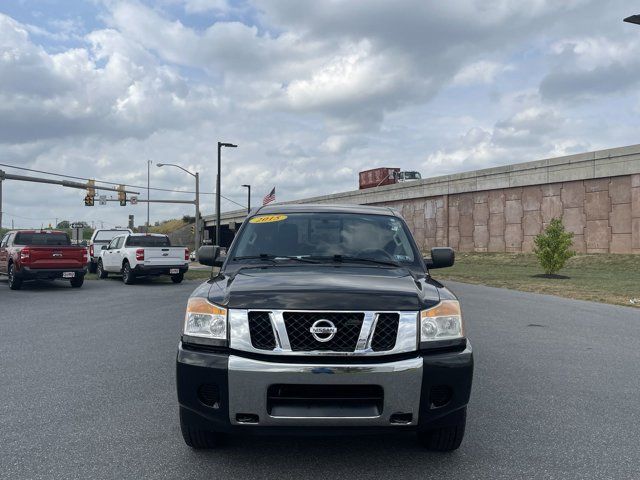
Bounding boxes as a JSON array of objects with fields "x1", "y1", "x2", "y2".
[{"x1": 0, "y1": 170, "x2": 139, "y2": 194}]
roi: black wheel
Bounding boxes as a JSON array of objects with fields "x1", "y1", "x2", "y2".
[
  {"x1": 171, "y1": 273, "x2": 184, "y2": 284},
  {"x1": 417, "y1": 408, "x2": 466, "y2": 452},
  {"x1": 88, "y1": 262, "x2": 97, "y2": 274},
  {"x1": 7, "y1": 264, "x2": 22, "y2": 290},
  {"x1": 122, "y1": 262, "x2": 135, "y2": 285},
  {"x1": 97, "y1": 260, "x2": 108, "y2": 279},
  {"x1": 70, "y1": 275, "x2": 84, "y2": 288},
  {"x1": 180, "y1": 408, "x2": 223, "y2": 449}
]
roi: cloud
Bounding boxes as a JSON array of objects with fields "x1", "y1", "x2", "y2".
[
  {"x1": 453, "y1": 60, "x2": 513, "y2": 86},
  {"x1": 540, "y1": 35, "x2": 640, "y2": 100},
  {"x1": 1, "y1": 0, "x2": 640, "y2": 229}
]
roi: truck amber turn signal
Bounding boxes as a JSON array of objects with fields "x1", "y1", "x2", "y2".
[
  {"x1": 420, "y1": 300, "x2": 464, "y2": 342},
  {"x1": 184, "y1": 298, "x2": 227, "y2": 340}
]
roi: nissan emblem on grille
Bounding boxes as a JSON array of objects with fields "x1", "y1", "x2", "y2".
[{"x1": 309, "y1": 319, "x2": 338, "y2": 342}]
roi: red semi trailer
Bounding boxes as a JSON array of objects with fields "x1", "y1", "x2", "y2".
[
  {"x1": 359, "y1": 167, "x2": 400, "y2": 189},
  {"x1": 359, "y1": 168, "x2": 421, "y2": 189}
]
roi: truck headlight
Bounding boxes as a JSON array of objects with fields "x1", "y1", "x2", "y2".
[
  {"x1": 184, "y1": 297, "x2": 227, "y2": 340},
  {"x1": 420, "y1": 300, "x2": 464, "y2": 342}
]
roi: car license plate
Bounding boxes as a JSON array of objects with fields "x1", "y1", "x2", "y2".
[
  {"x1": 62, "y1": 272, "x2": 75, "y2": 278},
  {"x1": 170, "y1": 269, "x2": 179, "y2": 274}
]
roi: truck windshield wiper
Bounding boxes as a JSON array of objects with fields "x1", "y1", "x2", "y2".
[
  {"x1": 310, "y1": 255, "x2": 400, "y2": 267},
  {"x1": 232, "y1": 254, "x2": 319, "y2": 264}
]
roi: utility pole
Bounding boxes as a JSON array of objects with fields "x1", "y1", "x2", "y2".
[
  {"x1": 216, "y1": 142, "x2": 237, "y2": 245},
  {"x1": 242, "y1": 184, "x2": 251, "y2": 214}
]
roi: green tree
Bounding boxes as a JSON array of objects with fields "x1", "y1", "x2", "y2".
[
  {"x1": 56, "y1": 220, "x2": 70, "y2": 229},
  {"x1": 534, "y1": 218, "x2": 575, "y2": 275}
]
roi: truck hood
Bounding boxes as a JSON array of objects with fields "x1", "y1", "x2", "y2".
[{"x1": 205, "y1": 265, "x2": 441, "y2": 311}]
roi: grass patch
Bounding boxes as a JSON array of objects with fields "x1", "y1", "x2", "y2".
[
  {"x1": 149, "y1": 219, "x2": 189, "y2": 234},
  {"x1": 435, "y1": 253, "x2": 640, "y2": 308}
]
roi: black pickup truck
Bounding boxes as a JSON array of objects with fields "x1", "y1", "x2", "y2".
[{"x1": 176, "y1": 204, "x2": 473, "y2": 451}]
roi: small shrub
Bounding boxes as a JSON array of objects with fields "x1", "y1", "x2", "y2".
[{"x1": 534, "y1": 218, "x2": 575, "y2": 275}]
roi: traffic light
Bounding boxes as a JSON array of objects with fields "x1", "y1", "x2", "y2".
[
  {"x1": 85, "y1": 179, "x2": 95, "y2": 206},
  {"x1": 118, "y1": 185, "x2": 126, "y2": 206},
  {"x1": 87, "y1": 179, "x2": 95, "y2": 197},
  {"x1": 191, "y1": 225, "x2": 195, "y2": 235}
]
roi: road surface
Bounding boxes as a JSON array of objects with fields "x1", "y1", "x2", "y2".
[{"x1": 1, "y1": 277, "x2": 638, "y2": 479}]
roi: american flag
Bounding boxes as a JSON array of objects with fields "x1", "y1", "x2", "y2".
[{"x1": 263, "y1": 187, "x2": 276, "y2": 205}]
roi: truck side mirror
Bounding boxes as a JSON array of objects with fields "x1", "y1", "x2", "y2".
[
  {"x1": 101, "y1": 245, "x2": 108, "y2": 250},
  {"x1": 198, "y1": 245, "x2": 226, "y2": 267},
  {"x1": 424, "y1": 247, "x2": 455, "y2": 269}
]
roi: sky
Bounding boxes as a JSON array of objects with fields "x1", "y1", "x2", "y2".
[{"x1": 1, "y1": 0, "x2": 640, "y2": 229}]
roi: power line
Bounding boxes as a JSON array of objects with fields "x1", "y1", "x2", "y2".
[
  {"x1": 2, "y1": 211, "x2": 57, "y2": 221},
  {"x1": 0, "y1": 162, "x2": 247, "y2": 209}
]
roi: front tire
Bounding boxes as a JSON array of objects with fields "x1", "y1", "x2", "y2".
[
  {"x1": 8, "y1": 264, "x2": 22, "y2": 290},
  {"x1": 97, "y1": 260, "x2": 108, "y2": 279},
  {"x1": 70, "y1": 275, "x2": 84, "y2": 288},
  {"x1": 171, "y1": 273, "x2": 184, "y2": 284},
  {"x1": 417, "y1": 408, "x2": 466, "y2": 452},
  {"x1": 180, "y1": 408, "x2": 223, "y2": 449},
  {"x1": 122, "y1": 262, "x2": 135, "y2": 285}
]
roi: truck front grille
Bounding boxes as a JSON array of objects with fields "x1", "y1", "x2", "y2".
[
  {"x1": 248, "y1": 311, "x2": 276, "y2": 350},
  {"x1": 371, "y1": 313, "x2": 400, "y2": 351},
  {"x1": 284, "y1": 312, "x2": 364, "y2": 352},
  {"x1": 245, "y1": 311, "x2": 402, "y2": 353}
]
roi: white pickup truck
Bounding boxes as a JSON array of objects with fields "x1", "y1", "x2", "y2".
[
  {"x1": 96, "y1": 233, "x2": 189, "y2": 284},
  {"x1": 87, "y1": 228, "x2": 132, "y2": 273}
]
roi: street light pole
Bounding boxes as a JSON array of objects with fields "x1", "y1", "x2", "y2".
[
  {"x1": 0, "y1": 174, "x2": 4, "y2": 229},
  {"x1": 216, "y1": 142, "x2": 237, "y2": 246},
  {"x1": 156, "y1": 163, "x2": 201, "y2": 253},
  {"x1": 147, "y1": 159, "x2": 152, "y2": 232},
  {"x1": 195, "y1": 171, "x2": 200, "y2": 252},
  {"x1": 0, "y1": 175, "x2": 3, "y2": 230},
  {"x1": 242, "y1": 184, "x2": 251, "y2": 214}
]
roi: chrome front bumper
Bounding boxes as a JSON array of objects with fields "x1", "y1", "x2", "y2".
[{"x1": 227, "y1": 355, "x2": 423, "y2": 427}]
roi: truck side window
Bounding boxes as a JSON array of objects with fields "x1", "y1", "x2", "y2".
[{"x1": 107, "y1": 238, "x2": 119, "y2": 250}]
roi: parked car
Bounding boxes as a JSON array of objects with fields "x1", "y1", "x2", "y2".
[
  {"x1": 176, "y1": 204, "x2": 472, "y2": 451},
  {"x1": 0, "y1": 230, "x2": 88, "y2": 290},
  {"x1": 87, "y1": 228, "x2": 132, "y2": 273},
  {"x1": 96, "y1": 233, "x2": 189, "y2": 284}
]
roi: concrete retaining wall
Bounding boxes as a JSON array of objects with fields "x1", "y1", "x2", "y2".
[
  {"x1": 205, "y1": 144, "x2": 640, "y2": 253},
  {"x1": 377, "y1": 174, "x2": 640, "y2": 254}
]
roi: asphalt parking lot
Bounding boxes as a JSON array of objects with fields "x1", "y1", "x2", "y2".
[{"x1": 1, "y1": 276, "x2": 638, "y2": 480}]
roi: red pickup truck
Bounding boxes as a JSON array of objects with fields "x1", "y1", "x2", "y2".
[{"x1": 0, "y1": 230, "x2": 88, "y2": 290}]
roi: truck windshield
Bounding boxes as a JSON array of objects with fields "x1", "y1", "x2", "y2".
[
  {"x1": 94, "y1": 230, "x2": 128, "y2": 242},
  {"x1": 232, "y1": 213, "x2": 418, "y2": 265},
  {"x1": 126, "y1": 236, "x2": 171, "y2": 247},
  {"x1": 14, "y1": 232, "x2": 70, "y2": 246}
]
